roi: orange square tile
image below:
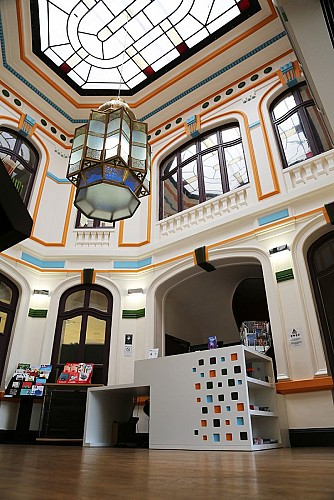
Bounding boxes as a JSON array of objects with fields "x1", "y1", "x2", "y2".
[
  {"x1": 225, "y1": 420, "x2": 230, "y2": 425},
  {"x1": 203, "y1": 435, "x2": 208, "y2": 441},
  {"x1": 201, "y1": 420, "x2": 207, "y2": 427},
  {"x1": 237, "y1": 403, "x2": 244, "y2": 411},
  {"x1": 231, "y1": 353, "x2": 238, "y2": 361},
  {"x1": 214, "y1": 406, "x2": 221, "y2": 414},
  {"x1": 195, "y1": 383, "x2": 201, "y2": 390},
  {"x1": 226, "y1": 433, "x2": 233, "y2": 441},
  {"x1": 209, "y1": 370, "x2": 216, "y2": 378},
  {"x1": 197, "y1": 397, "x2": 201, "y2": 403}
]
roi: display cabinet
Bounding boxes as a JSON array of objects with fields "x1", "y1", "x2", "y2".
[{"x1": 84, "y1": 346, "x2": 288, "y2": 451}]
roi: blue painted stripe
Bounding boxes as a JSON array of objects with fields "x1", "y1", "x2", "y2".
[
  {"x1": 46, "y1": 172, "x2": 71, "y2": 184},
  {"x1": 249, "y1": 120, "x2": 261, "y2": 129},
  {"x1": 21, "y1": 252, "x2": 65, "y2": 268},
  {"x1": 258, "y1": 209, "x2": 289, "y2": 226},
  {"x1": 140, "y1": 32, "x2": 287, "y2": 122},
  {"x1": 114, "y1": 257, "x2": 152, "y2": 269},
  {"x1": 0, "y1": 14, "x2": 87, "y2": 125},
  {"x1": 0, "y1": 11, "x2": 286, "y2": 124}
]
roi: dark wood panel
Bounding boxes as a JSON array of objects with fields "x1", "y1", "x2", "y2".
[{"x1": 0, "y1": 445, "x2": 333, "y2": 499}]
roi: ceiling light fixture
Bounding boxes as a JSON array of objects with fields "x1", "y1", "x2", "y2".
[
  {"x1": 66, "y1": 97, "x2": 151, "y2": 223},
  {"x1": 269, "y1": 244, "x2": 289, "y2": 255},
  {"x1": 128, "y1": 288, "x2": 144, "y2": 295}
]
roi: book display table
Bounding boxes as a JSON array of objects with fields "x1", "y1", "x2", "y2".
[
  {"x1": 38, "y1": 384, "x2": 102, "y2": 443},
  {"x1": 84, "y1": 346, "x2": 288, "y2": 451}
]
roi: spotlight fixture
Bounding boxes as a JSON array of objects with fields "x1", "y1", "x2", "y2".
[
  {"x1": 66, "y1": 97, "x2": 151, "y2": 223},
  {"x1": 128, "y1": 288, "x2": 144, "y2": 295},
  {"x1": 269, "y1": 244, "x2": 289, "y2": 255}
]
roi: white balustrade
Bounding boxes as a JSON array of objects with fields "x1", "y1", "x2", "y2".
[
  {"x1": 158, "y1": 186, "x2": 249, "y2": 239},
  {"x1": 284, "y1": 150, "x2": 334, "y2": 188}
]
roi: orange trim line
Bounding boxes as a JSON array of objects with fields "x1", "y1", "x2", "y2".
[
  {"x1": 149, "y1": 50, "x2": 294, "y2": 139},
  {"x1": 276, "y1": 376, "x2": 334, "y2": 394},
  {"x1": 118, "y1": 193, "x2": 152, "y2": 247},
  {"x1": 207, "y1": 208, "x2": 325, "y2": 252},
  {"x1": 202, "y1": 109, "x2": 264, "y2": 202},
  {"x1": 16, "y1": 0, "x2": 278, "y2": 110},
  {"x1": 257, "y1": 80, "x2": 282, "y2": 199},
  {"x1": 0, "y1": 82, "x2": 74, "y2": 143},
  {"x1": 323, "y1": 207, "x2": 331, "y2": 224},
  {"x1": 0, "y1": 207, "x2": 326, "y2": 273}
]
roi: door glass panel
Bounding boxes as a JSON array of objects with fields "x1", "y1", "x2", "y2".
[
  {"x1": 163, "y1": 174, "x2": 178, "y2": 218},
  {"x1": 0, "y1": 282, "x2": 12, "y2": 304},
  {"x1": 84, "y1": 316, "x2": 106, "y2": 364},
  {"x1": 0, "y1": 311, "x2": 7, "y2": 334},
  {"x1": 278, "y1": 113, "x2": 312, "y2": 166},
  {"x1": 182, "y1": 160, "x2": 199, "y2": 211},
  {"x1": 202, "y1": 151, "x2": 223, "y2": 198},
  {"x1": 89, "y1": 290, "x2": 108, "y2": 312},
  {"x1": 64, "y1": 290, "x2": 85, "y2": 311},
  {"x1": 225, "y1": 144, "x2": 248, "y2": 190},
  {"x1": 59, "y1": 317, "x2": 82, "y2": 363}
]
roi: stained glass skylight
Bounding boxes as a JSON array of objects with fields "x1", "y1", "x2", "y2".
[{"x1": 30, "y1": 0, "x2": 261, "y2": 96}]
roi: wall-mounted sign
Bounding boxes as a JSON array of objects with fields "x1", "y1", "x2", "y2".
[{"x1": 288, "y1": 327, "x2": 304, "y2": 349}]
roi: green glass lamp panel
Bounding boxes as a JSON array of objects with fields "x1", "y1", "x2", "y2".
[
  {"x1": 131, "y1": 144, "x2": 147, "y2": 169},
  {"x1": 132, "y1": 122, "x2": 147, "y2": 146},
  {"x1": 72, "y1": 125, "x2": 87, "y2": 149},
  {"x1": 104, "y1": 165, "x2": 125, "y2": 183},
  {"x1": 84, "y1": 166, "x2": 103, "y2": 185},
  {"x1": 105, "y1": 131, "x2": 120, "y2": 159},
  {"x1": 120, "y1": 132, "x2": 130, "y2": 164},
  {"x1": 121, "y1": 112, "x2": 131, "y2": 141}
]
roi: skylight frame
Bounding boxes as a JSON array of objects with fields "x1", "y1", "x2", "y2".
[{"x1": 30, "y1": 0, "x2": 261, "y2": 96}]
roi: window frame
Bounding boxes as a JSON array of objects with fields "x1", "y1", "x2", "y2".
[
  {"x1": 0, "y1": 127, "x2": 39, "y2": 206},
  {"x1": 75, "y1": 211, "x2": 115, "y2": 229},
  {"x1": 0, "y1": 273, "x2": 19, "y2": 383},
  {"x1": 51, "y1": 284, "x2": 113, "y2": 385},
  {"x1": 159, "y1": 123, "x2": 248, "y2": 220},
  {"x1": 270, "y1": 83, "x2": 325, "y2": 169}
]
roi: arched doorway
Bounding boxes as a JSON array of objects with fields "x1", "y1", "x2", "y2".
[
  {"x1": 51, "y1": 284, "x2": 113, "y2": 385},
  {"x1": 307, "y1": 230, "x2": 334, "y2": 376},
  {"x1": 0, "y1": 273, "x2": 19, "y2": 383},
  {"x1": 163, "y1": 258, "x2": 269, "y2": 354}
]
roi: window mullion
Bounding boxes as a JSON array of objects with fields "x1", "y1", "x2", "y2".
[{"x1": 218, "y1": 145, "x2": 229, "y2": 192}]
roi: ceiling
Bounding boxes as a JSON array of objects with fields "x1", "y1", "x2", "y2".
[
  {"x1": 30, "y1": 0, "x2": 262, "y2": 96},
  {"x1": 0, "y1": 0, "x2": 289, "y2": 132}
]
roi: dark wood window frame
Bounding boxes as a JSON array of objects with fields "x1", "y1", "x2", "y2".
[
  {"x1": 0, "y1": 127, "x2": 39, "y2": 206},
  {"x1": 51, "y1": 284, "x2": 113, "y2": 385},
  {"x1": 270, "y1": 83, "x2": 327, "y2": 169},
  {"x1": 159, "y1": 123, "x2": 248, "y2": 220},
  {"x1": 0, "y1": 273, "x2": 19, "y2": 383}
]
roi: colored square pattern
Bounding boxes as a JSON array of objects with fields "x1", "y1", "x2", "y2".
[{"x1": 192, "y1": 347, "x2": 252, "y2": 446}]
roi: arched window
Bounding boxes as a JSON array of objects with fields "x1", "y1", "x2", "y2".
[
  {"x1": 270, "y1": 83, "x2": 331, "y2": 168},
  {"x1": 51, "y1": 284, "x2": 113, "y2": 385},
  {"x1": 159, "y1": 123, "x2": 248, "y2": 219},
  {"x1": 0, "y1": 127, "x2": 39, "y2": 205},
  {"x1": 0, "y1": 274, "x2": 19, "y2": 383}
]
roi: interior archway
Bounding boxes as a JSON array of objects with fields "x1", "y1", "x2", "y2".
[{"x1": 163, "y1": 257, "x2": 270, "y2": 354}]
